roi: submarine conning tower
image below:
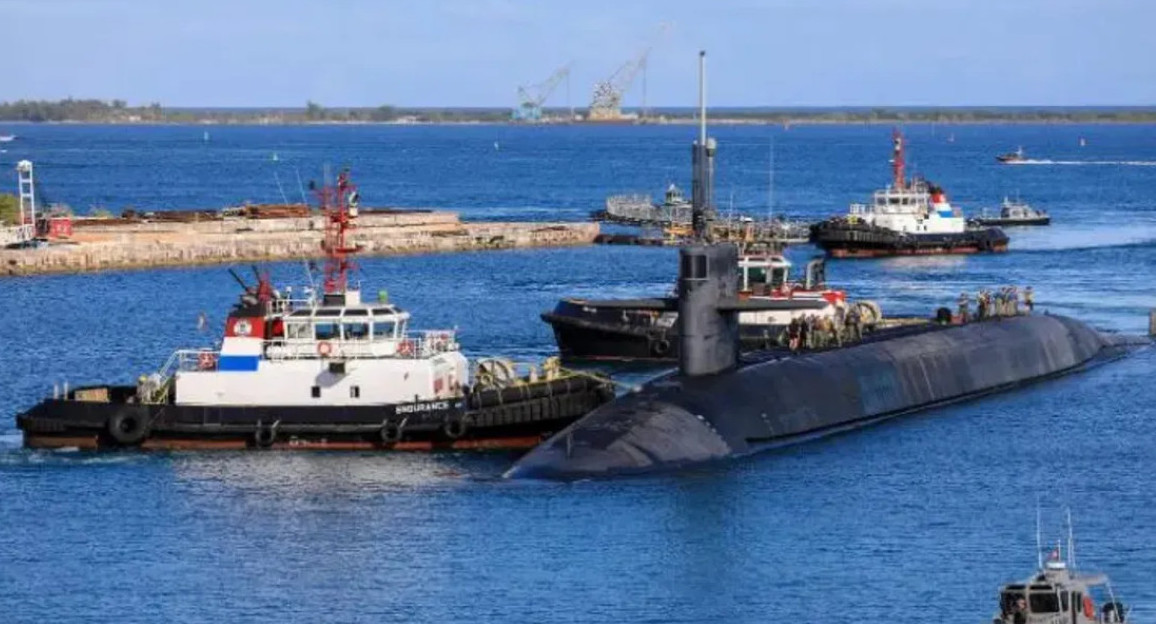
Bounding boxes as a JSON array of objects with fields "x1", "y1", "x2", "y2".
[{"x1": 679, "y1": 50, "x2": 741, "y2": 378}]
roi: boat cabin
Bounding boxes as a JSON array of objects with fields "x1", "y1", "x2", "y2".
[
  {"x1": 170, "y1": 288, "x2": 468, "y2": 407},
  {"x1": 994, "y1": 559, "x2": 1126, "y2": 624},
  {"x1": 847, "y1": 179, "x2": 967, "y2": 235}
]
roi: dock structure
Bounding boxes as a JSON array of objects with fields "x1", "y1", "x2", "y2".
[{"x1": 0, "y1": 210, "x2": 598, "y2": 277}]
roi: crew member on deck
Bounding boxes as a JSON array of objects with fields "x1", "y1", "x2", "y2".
[
  {"x1": 1023, "y1": 286, "x2": 1034, "y2": 314},
  {"x1": 958, "y1": 292, "x2": 970, "y2": 323}
]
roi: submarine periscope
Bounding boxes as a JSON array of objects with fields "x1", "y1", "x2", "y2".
[{"x1": 504, "y1": 51, "x2": 1150, "y2": 481}]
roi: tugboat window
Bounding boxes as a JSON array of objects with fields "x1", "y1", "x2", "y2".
[
  {"x1": 315, "y1": 322, "x2": 339, "y2": 340},
  {"x1": 342, "y1": 322, "x2": 369, "y2": 340},
  {"x1": 350, "y1": 386, "x2": 360, "y2": 399},
  {"x1": 311, "y1": 386, "x2": 321, "y2": 398},
  {"x1": 1060, "y1": 592, "x2": 1069, "y2": 612},
  {"x1": 681, "y1": 254, "x2": 707, "y2": 279},
  {"x1": 287, "y1": 322, "x2": 311, "y2": 340},
  {"x1": 1029, "y1": 593, "x2": 1060, "y2": 613},
  {"x1": 373, "y1": 321, "x2": 396, "y2": 339}
]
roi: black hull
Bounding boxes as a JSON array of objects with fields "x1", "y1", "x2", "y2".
[
  {"x1": 17, "y1": 376, "x2": 614, "y2": 452},
  {"x1": 810, "y1": 220, "x2": 1009, "y2": 258},
  {"x1": 542, "y1": 298, "x2": 810, "y2": 361},
  {"x1": 508, "y1": 315, "x2": 1143, "y2": 480}
]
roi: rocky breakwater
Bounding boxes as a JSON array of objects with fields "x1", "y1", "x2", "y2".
[{"x1": 0, "y1": 211, "x2": 600, "y2": 277}]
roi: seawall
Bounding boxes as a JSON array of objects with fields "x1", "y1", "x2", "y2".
[{"x1": 0, "y1": 211, "x2": 599, "y2": 277}]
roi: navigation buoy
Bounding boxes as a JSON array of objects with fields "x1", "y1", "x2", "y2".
[
  {"x1": 272, "y1": 152, "x2": 279, "y2": 162},
  {"x1": 1079, "y1": 137, "x2": 1087, "y2": 147},
  {"x1": 203, "y1": 131, "x2": 210, "y2": 142},
  {"x1": 493, "y1": 142, "x2": 500, "y2": 151}
]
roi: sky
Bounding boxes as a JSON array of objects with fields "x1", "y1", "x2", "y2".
[{"x1": 3, "y1": 0, "x2": 1155, "y2": 108}]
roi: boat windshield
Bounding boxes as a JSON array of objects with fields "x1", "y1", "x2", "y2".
[{"x1": 1029, "y1": 592, "x2": 1060, "y2": 613}]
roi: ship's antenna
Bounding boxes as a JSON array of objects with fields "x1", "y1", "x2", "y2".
[
  {"x1": 294, "y1": 167, "x2": 308, "y2": 205},
  {"x1": 1066, "y1": 507, "x2": 1076, "y2": 570},
  {"x1": 274, "y1": 171, "x2": 289, "y2": 205},
  {"x1": 1036, "y1": 498, "x2": 1043, "y2": 570},
  {"x1": 768, "y1": 135, "x2": 775, "y2": 222},
  {"x1": 891, "y1": 127, "x2": 906, "y2": 189}
]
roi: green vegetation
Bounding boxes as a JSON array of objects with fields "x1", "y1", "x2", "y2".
[
  {"x1": 3, "y1": 98, "x2": 1156, "y2": 124},
  {"x1": 0, "y1": 194, "x2": 20, "y2": 225}
]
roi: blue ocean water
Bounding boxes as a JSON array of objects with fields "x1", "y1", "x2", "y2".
[{"x1": 1, "y1": 124, "x2": 1155, "y2": 623}]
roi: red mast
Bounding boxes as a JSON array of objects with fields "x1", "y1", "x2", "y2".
[
  {"x1": 890, "y1": 128, "x2": 906, "y2": 189},
  {"x1": 317, "y1": 168, "x2": 362, "y2": 294}
]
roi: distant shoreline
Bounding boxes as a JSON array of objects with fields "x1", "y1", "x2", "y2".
[
  {"x1": 5, "y1": 99, "x2": 1156, "y2": 126},
  {"x1": 6, "y1": 117, "x2": 1156, "y2": 127}
]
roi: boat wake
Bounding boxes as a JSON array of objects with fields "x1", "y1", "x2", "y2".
[
  {"x1": 1011, "y1": 225, "x2": 1156, "y2": 252},
  {"x1": 1009, "y1": 159, "x2": 1156, "y2": 167}
]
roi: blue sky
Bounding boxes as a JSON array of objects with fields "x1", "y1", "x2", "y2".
[{"x1": 3, "y1": 0, "x2": 1154, "y2": 107}]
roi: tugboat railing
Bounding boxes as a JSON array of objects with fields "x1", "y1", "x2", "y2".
[{"x1": 263, "y1": 330, "x2": 459, "y2": 361}]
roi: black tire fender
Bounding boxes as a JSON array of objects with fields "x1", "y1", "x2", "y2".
[
  {"x1": 107, "y1": 409, "x2": 149, "y2": 446},
  {"x1": 443, "y1": 415, "x2": 471, "y2": 440},
  {"x1": 380, "y1": 418, "x2": 406, "y2": 445},
  {"x1": 651, "y1": 338, "x2": 671, "y2": 357},
  {"x1": 254, "y1": 421, "x2": 278, "y2": 448}
]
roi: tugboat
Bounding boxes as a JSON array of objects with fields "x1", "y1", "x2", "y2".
[
  {"x1": 542, "y1": 250, "x2": 873, "y2": 361},
  {"x1": 997, "y1": 146, "x2": 1027, "y2": 163},
  {"x1": 810, "y1": 130, "x2": 1009, "y2": 258},
  {"x1": 16, "y1": 170, "x2": 614, "y2": 451},
  {"x1": 992, "y1": 518, "x2": 1129, "y2": 624},
  {"x1": 973, "y1": 197, "x2": 1051, "y2": 227}
]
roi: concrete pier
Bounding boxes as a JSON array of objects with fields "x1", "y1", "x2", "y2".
[{"x1": 0, "y1": 211, "x2": 599, "y2": 277}]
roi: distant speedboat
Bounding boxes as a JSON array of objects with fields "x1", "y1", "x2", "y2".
[
  {"x1": 0, "y1": 135, "x2": 15, "y2": 143},
  {"x1": 997, "y1": 146, "x2": 1026, "y2": 163}
]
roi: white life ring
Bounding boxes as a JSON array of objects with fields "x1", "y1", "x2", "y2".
[{"x1": 317, "y1": 341, "x2": 334, "y2": 358}]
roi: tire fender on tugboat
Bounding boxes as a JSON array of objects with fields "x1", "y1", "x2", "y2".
[
  {"x1": 443, "y1": 414, "x2": 471, "y2": 439},
  {"x1": 253, "y1": 421, "x2": 278, "y2": 448},
  {"x1": 380, "y1": 418, "x2": 406, "y2": 445},
  {"x1": 107, "y1": 408, "x2": 150, "y2": 446}
]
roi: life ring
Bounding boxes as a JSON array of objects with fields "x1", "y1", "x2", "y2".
[
  {"x1": 196, "y1": 351, "x2": 216, "y2": 371},
  {"x1": 651, "y1": 338, "x2": 671, "y2": 357},
  {"x1": 253, "y1": 422, "x2": 277, "y2": 448},
  {"x1": 107, "y1": 410, "x2": 149, "y2": 445},
  {"x1": 380, "y1": 418, "x2": 405, "y2": 445},
  {"x1": 317, "y1": 341, "x2": 333, "y2": 358},
  {"x1": 1083, "y1": 596, "x2": 1095, "y2": 619},
  {"x1": 397, "y1": 340, "x2": 414, "y2": 357},
  {"x1": 443, "y1": 415, "x2": 470, "y2": 440}
]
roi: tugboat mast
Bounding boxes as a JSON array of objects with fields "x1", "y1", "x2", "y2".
[
  {"x1": 318, "y1": 169, "x2": 362, "y2": 294},
  {"x1": 891, "y1": 128, "x2": 906, "y2": 189}
]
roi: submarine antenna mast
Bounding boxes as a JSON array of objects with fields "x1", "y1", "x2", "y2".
[{"x1": 691, "y1": 50, "x2": 714, "y2": 242}]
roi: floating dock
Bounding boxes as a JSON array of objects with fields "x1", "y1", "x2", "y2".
[{"x1": 0, "y1": 210, "x2": 599, "y2": 277}]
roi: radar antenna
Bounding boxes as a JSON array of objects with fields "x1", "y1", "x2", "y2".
[{"x1": 316, "y1": 168, "x2": 363, "y2": 294}]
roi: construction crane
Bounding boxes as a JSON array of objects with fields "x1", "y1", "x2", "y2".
[
  {"x1": 512, "y1": 63, "x2": 572, "y2": 122},
  {"x1": 588, "y1": 22, "x2": 672, "y2": 121}
]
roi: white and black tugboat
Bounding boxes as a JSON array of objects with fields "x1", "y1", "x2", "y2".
[
  {"x1": 997, "y1": 146, "x2": 1027, "y2": 163},
  {"x1": 992, "y1": 516, "x2": 1129, "y2": 624},
  {"x1": 542, "y1": 250, "x2": 866, "y2": 361},
  {"x1": 810, "y1": 130, "x2": 1009, "y2": 258},
  {"x1": 17, "y1": 171, "x2": 613, "y2": 451},
  {"x1": 973, "y1": 197, "x2": 1050, "y2": 227}
]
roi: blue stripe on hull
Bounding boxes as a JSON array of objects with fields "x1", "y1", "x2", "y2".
[{"x1": 217, "y1": 355, "x2": 260, "y2": 372}]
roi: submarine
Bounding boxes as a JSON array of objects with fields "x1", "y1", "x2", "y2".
[{"x1": 505, "y1": 52, "x2": 1150, "y2": 481}]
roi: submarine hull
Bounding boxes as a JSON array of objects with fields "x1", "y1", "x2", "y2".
[{"x1": 507, "y1": 314, "x2": 1137, "y2": 480}]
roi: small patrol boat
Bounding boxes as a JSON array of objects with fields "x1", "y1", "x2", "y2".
[
  {"x1": 973, "y1": 197, "x2": 1051, "y2": 227},
  {"x1": 810, "y1": 129, "x2": 1009, "y2": 258},
  {"x1": 997, "y1": 147, "x2": 1027, "y2": 163},
  {"x1": 17, "y1": 170, "x2": 614, "y2": 451},
  {"x1": 993, "y1": 519, "x2": 1129, "y2": 624},
  {"x1": 0, "y1": 134, "x2": 16, "y2": 143}
]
